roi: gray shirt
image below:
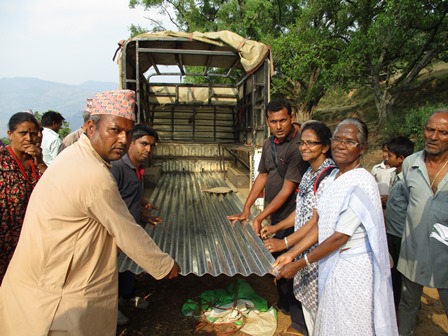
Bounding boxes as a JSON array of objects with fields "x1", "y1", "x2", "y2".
[
  {"x1": 385, "y1": 171, "x2": 408, "y2": 238},
  {"x1": 397, "y1": 151, "x2": 448, "y2": 287}
]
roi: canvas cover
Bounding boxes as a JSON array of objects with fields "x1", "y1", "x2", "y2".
[{"x1": 117, "y1": 30, "x2": 271, "y2": 86}]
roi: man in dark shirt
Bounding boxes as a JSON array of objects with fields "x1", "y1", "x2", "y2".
[
  {"x1": 228, "y1": 98, "x2": 309, "y2": 335},
  {"x1": 111, "y1": 124, "x2": 161, "y2": 325}
]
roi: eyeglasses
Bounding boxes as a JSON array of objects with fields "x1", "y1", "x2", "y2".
[
  {"x1": 331, "y1": 137, "x2": 360, "y2": 148},
  {"x1": 298, "y1": 140, "x2": 322, "y2": 148}
]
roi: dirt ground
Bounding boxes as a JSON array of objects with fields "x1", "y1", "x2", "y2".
[{"x1": 116, "y1": 273, "x2": 447, "y2": 336}]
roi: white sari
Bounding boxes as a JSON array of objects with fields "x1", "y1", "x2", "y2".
[{"x1": 315, "y1": 168, "x2": 397, "y2": 336}]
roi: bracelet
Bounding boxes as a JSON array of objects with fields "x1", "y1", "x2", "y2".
[
  {"x1": 284, "y1": 237, "x2": 289, "y2": 249},
  {"x1": 304, "y1": 253, "x2": 311, "y2": 267}
]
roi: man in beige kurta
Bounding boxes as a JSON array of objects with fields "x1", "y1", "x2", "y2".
[{"x1": 0, "y1": 90, "x2": 179, "y2": 336}]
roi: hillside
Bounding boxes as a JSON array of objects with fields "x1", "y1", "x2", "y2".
[
  {"x1": 313, "y1": 62, "x2": 448, "y2": 168},
  {"x1": 0, "y1": 78, "x2": 118, "y2": 135}
]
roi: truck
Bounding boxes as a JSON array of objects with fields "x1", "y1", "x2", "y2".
[{"x1": 117, "y1": 31, "x2": 275, "y2": 277}]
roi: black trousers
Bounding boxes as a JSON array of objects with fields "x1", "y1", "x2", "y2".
[
  {"x1": 387, "y1": 233, "x2": 402, "y2": 309},
  {"x1": 118, "y1": 270, "x2": 136, "y2": 299}
]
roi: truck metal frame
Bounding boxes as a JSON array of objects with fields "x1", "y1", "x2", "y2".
[
  {"x1": 117, "y1": 31, "x2": 275, "y2": 277},
  {"x1": 119, "y1": 31, "x2": 271, "y2": 182}
]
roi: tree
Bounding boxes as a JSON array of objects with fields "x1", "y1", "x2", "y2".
[
  {"x1": 34, "y1": 111, "x2": 71, "y2": 139},
  {"x1": 129, "y1": 0, "x2": 448, "y2": 123},
  {"x1": 343, "y1": 0, "x2": 448, "y2": 122},
  {"x1": 129, "y1": 0, "x2": 340, "y2": 120}
]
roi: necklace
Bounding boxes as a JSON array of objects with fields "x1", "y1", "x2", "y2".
[{"x1": 430, "y1": 159, "x2": 448, "y2": 190}]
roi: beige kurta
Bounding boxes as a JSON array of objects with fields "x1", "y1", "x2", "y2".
[{"x1": 0, "y1": 134, "x2": 174, "y2": 336}]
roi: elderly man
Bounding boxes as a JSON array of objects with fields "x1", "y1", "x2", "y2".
[
  {"x1": 398, "y1": 108, "x2": 448, "y2": 335},
  {"x1": 0, "y1": 90, "x2": 180, "y2": 336}
]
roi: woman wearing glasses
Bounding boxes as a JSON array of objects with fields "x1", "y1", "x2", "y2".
[
  {"x1": 262, "y1": 120, "x2": 334, "y2": 335},
  {"x1": 275, "y1": 118, "x2": 397, "y2": 335}
]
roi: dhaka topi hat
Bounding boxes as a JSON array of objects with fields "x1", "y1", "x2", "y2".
[
  {"x1": 89, "y1": 90, "x2": 136, "y2": 121},
  {"x1": 84, "y1": 98, "x2": 93, "y2": 113}
]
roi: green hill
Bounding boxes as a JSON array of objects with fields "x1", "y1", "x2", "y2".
[{"x1": 313, "y1": 62, "x2": 448, "y2": 169}]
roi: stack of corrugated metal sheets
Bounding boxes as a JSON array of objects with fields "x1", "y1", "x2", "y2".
[{"x1": 118, "y1": 172, "x2": 275, "y2": 277}]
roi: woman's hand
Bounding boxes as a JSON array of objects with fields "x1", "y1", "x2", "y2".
[
  {"x1": 24, "y1": 144, "x2": 47, "y2": 172},
  {"x1": 263, "y1": 237, "x2": 286, "y2": 253},
  {"x1": 273, "y1": 253, "x2": 294, "y2": 269},
  {"x1": 276, "y1": 260, "x2": 305, "y2": 279},
  {"x1": 260, "y1": 224, "x2": 277, "y2": 239}
]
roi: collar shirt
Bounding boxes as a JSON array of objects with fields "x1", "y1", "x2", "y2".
[
  {"x1": 0, "y1": 134, "x2": 174, "y2": 336},
  {"x1": 111, "y1": 154, "x2": 144, "y2": 225},
  {"x1": 42, "y1": 127, "x2": 62, "y2": 165},
  {"x1": 371, "y1": 161, "x2": 396, "y2": 195},
  {"x1": 258, "y1": 128, "x2": 309, "y2": 224},
  {"x1": 397, "y1": 151, "x2": 448, "y2": 287}
]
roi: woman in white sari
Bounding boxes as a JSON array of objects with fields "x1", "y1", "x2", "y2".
[{"x1": 276, "y1": 118, "x2": 397, "y2": 335}]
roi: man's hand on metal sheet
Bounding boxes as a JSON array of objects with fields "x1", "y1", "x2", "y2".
[
  {"x1": 251, "y1": 216, "x2": 263, "y2": 236},
  {"x1": 164, "y1": 261, "x2": 181, "y2": 279},
  {"x1": 142, "y1": 199, "x2": 159, "y2": 210},
  {"x1": 226, "y1": 208, "x2": 250, "y2": 223}
]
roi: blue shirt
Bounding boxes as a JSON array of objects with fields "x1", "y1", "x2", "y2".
[{"x1": 385, "y1": 171, "x2": 408, "y2": 238}]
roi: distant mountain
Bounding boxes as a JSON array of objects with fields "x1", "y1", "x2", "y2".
[{"x1": 0, "y1": 77, "x2": 118, "y2": 136}]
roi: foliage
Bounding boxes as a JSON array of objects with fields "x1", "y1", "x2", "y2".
[
  {"x1": 341, "y1": 0, "x2": 448, "y2": 122},
  {"x1": 34, "y1": 111, "x2": 71, "y2": 139},
  {"x1": 397, "y1": 104, "x2": 447, "y2": 150},
  {"x1": 129, "y1": 0, "x2": 344, "y2": 120},
  {"x1": 1, "y1": 137, "x2": 10, "y2": 146},
  {"x1": 129, "y1": 0, "x2": 448, "y2": 123}
]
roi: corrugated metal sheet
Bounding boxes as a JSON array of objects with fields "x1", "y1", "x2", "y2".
[{"x1": 118, "y1": 172, "x2": 275, "y2": 277}]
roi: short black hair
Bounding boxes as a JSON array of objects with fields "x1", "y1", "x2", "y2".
[
  {"x1": 41, "y1": 111, "x2": 65, "y2": 127},
  {"x1": 132, "y1": 124, "x2": 159, "y2": 142},
  {"x1": 387, "y1": 136, "x2": 414, "y2": 158},
  {"x1": 301, "y1": 120, "x2": 333, "y2": 158},
  {"x1": 266, "y1": 98, "x2": 292, "y2": 117}
]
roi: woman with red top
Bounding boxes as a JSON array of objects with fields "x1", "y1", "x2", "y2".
[{"x1": 0, "y1": 112, "x2": 47, "y2": 284}]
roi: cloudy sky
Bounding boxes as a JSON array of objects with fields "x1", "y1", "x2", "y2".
[{"x1": 0, "y1": 0, "x2": 175, "y2": 85}]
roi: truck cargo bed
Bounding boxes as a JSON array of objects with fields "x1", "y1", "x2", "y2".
[{"x1": 118, "y1": 172, "x2": 274, "y2": 277}]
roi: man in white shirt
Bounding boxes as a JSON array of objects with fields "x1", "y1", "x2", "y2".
[
  {"x1": 371, "y1": 142, "x2": 395, "y2": 205},
  {"x1": 41, "y1": 111, "x2": 65, "y2": 165}
]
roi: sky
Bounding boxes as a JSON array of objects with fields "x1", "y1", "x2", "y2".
[{"x1": 0, "y1": 0, "x2": 176, "y2": 85}]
